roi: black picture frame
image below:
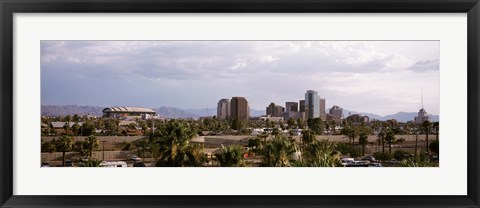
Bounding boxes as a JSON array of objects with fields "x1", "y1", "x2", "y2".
[{"x1": 1, "y1": 0, "x2": 479, "y2": 207}]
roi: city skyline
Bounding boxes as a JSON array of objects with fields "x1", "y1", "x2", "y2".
[{"x1": 41, "y1": 41, "x2": 440, "y2": 116}]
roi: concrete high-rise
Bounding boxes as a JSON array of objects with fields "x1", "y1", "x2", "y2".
[
  {"x1": 414, "y1": 108, "x2": 431, "y2": 124},
  {"x1": 285, "y1": 102, "x2": 298, "y2": 112},
  {"x1": 217, "y1": 99, "x2": 230, "y2": 120},
  {"x1": 305, "y1": 90, "x2": 320, "y2": 119},
  {"x1": 299, "y1": 100, "x2": 306, "y2": 113},
  {"x1": 320, "y1": 98, "x2": 326, "y2": 120},
  {"x1": 266, "y1": 102, "x2": 285, "y2": 117},
  {"x1": 329, "y1": 105, "x2": 343, "y2": 122},
  {"x1": 414, "y1": 89, "x2": 431, "y2": 124},
  {"x1": 230, "y1": 97, "x2": 249, "y2": 121}
]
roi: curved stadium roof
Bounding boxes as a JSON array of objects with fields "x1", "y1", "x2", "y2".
[{"x1": 103, "y1": 106, "x2": 156, "y2": 113}]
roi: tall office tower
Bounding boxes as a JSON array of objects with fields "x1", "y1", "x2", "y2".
[
  {"x1": 266, "y1": 102, "x2": 285, "y2": 117},
  {"x1": 414, "y1": 109, "x2": 431, "y2": 124},
  {"x1": 299, "y1": 100, "x2": 306, "y2": 113},
  {"x1": 217, "y1": 99, "x2": 230, "y2": 120},
  {"x1": 230, "y1": 97, "x2": 249, "y2": 121},
  {"x1": 414, "y1": 89, "x2": 431, "y2": 124},
  {"x1": 305, "y1": 90, "x2": 320, "y2": 119},
  {"x1": 285, "y1": 102, "x2": 298, "y2": 112},
  {"x1": 329, "y1": 105, "x2": 343, "y2": 122},
  {"x1": 320, "y1": 98, "x2": 326, "y2": 120}
]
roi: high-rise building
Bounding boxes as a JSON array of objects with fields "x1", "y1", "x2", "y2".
[
  {"x1": 414, "y1": 108, "x2": 431, "y2": 124},
  {"x1": 266, "y1": 102, "x2": 285, "y2": 117},
  {"x1": 230, "y1": 97, "x2": 249, "y2": 121},
  {"x1": 299, "y1": 100, "x2": 306, "y2": 113},
  {"x1": 305, "y1": 90, "x2": 320, "y2": 119},
  {"x1": 285, "y1": 102, "x2": 298, "y2": 112},
  {"x1": 414, "y1": 89, "x2": 431, "y2": 124},
  {"x1": 320, "y1": 98, "x2": 326, "y2": 120},
  {"x1": 217, "y1": 99, "x2": 230, "y2": 120},
  {"x1": 329, "y1": 105, "x2": 343, "y2": 122}
]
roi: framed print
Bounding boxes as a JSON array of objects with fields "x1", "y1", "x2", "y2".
[{"x1": 1, "y1": 0, "x2": 479, "y2": 207}]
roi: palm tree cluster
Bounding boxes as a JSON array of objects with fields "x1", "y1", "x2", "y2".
[
  {"x1": 41, "y1": 135, "x2": 100, "y2": 166},
  {"x1": 152, "y1": 121, "x2": 208, "y2": 167},
  {"x1": 214, "y1": 145, "x2": 246, "y2": 167},
  {"x1": 261, "y1": 136, "x2": 299, "y2": 167},
  {"x1": 302, "y1": 140, "x2": 342, "y2": 167}
]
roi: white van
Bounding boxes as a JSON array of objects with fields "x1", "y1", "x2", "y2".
[{"x1": 100, "y1": 161, "x2": 128, "y2": 167}]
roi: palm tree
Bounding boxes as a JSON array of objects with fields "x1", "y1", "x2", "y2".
[
  {"x1": 135, "y1": 139, "x2": 150, "y2": 162},
  {"x1": 262, "y1": 136, "x2": 298, "y2": 167},
  {"x1": 422, "y1": 121, "x2": 432, "y2": 154},
  {"x1": 433, "y1": 121, "x2": 439, "y2": 142},
  {"x1": 414, "y1": 127, "x2": 419, "y2": 159},
  {"x1": 71, "y1": 122, "x2": 80, "y2": 136},
  {"x1": 214, "y1": 145, "x2": 245, "y2": 167},
  {"x1": 154, "y1": 121, "x2": 207, "y2": 167},
  {"x1": 303, "y1": 139, "x2": 341, "y2": 167},
  {"x1": 384, "y1": 129, "x2": 396, "y2": 155},
  {"x1": 247, "y1": 138, "x2": 261, "y2": 153},
  {"x1": 73, "y1": 141, "x2": 88, "y2": 158},
  {"x1": 258, "y1": 132, "x2": 269, "y2": 146},
  {"x1": 348, "y1": 128, "x2": 357, "y2": 148},
  {"x1": 72, "y1": 114, "x2": 80, "y2": 122},
  {"x1": 327, "y1": 121, "x2": 336, "y2": 135},
  {"x1": 377, "y1": 130, "x2": 385, "y2": 154},
  {"x1": 301, "y1": 130, "x2": 315, "y2": 146},
  {"x1": 64, "y1": 115, "x2": 72, "y2": 134},
  {"x1": 358, "y1": 132, "x2": 368, "y2": 156},
  {"x1": 63, "y1": 122, "x2": 70, "y2": 135},
  {"x1": 84, "y1": 135, "x2": 99, "y2": 159},
  {"x1": 55, "y1": 135, "x2": 74, "y2": 167}
]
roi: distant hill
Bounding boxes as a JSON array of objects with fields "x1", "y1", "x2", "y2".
[
  {"x1": 154, "y1": 107, "x2": 199, "y2": 118},
  {"x1": 42, "y1": 105, "x2": 200, "y2": 118},
  {"x1": 249, "y1": 109, "x2": 265, "y2": 117},
  {"x1": 41, "y1": 105, "x2": 438, "y2": 122},
  {"x1": 41, "y1": 105, "x2": 104, "y2": 117},
  {"x1": 343, "y1": 109, "x2": 439, "y2": 122}
]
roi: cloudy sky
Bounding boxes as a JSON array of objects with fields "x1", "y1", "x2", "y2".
[{"x1": 41, "y1": 41, "x2": 439, "y2": 116}]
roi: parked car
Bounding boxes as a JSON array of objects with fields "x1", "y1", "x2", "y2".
[
  {"x1": 348, "y1": 160, "x2": 368, "y2": 167},
  {"x1": 368, "y1": 163, "x2": 383, "y2": 167},
  {"x1": 361, "y1": 155, "x2": 376, "y2": 162},
  {"x1": 130, "y1": 155, "x2": 141, "y2": 161},
  {"x1": 65, "y1": 159, "x2": 73, "y2": 167},
  {"x1": 341, "y1": 158, "x2": 355, "y2": 166},
  {"x1": 100, "y1": 161, "x2": 128, "y2": 167}
]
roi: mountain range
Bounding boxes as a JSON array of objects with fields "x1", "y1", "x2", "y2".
[{"x1": 41, "y1": 105, "x2": 438, "y2": 122}]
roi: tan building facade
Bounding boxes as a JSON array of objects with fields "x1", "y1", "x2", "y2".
[{"x1": 230, "y1": 97, "x2": 249, "y2": 121}]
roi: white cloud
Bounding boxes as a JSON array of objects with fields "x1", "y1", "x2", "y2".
[{"x1": 41, "y1": 41, "x2": 440, "y2": 115}]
